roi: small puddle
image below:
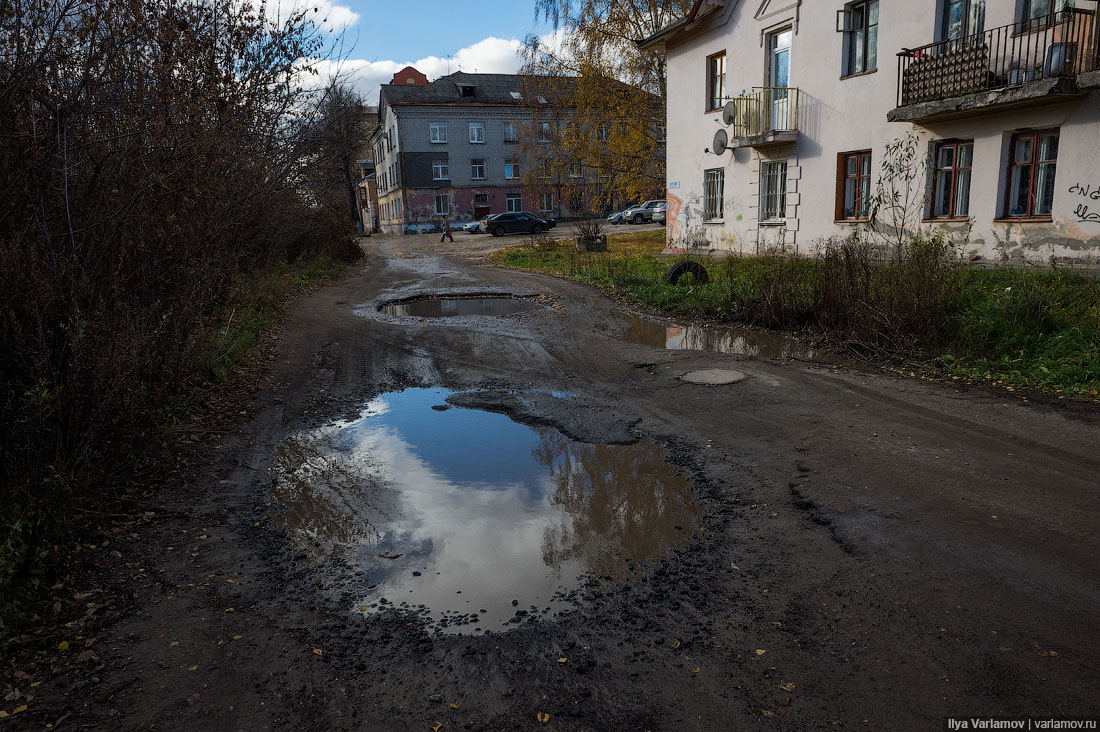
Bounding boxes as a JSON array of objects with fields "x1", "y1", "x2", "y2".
[
  {"x1": 269, "y1": 388, "x2": 700, "y2": 633},
  {"x1": 381, "y1": 296, "x2": 540, "y2": 318},
  {"x1": 615, "y1": 312, "x2": 834, "y2": 362}
]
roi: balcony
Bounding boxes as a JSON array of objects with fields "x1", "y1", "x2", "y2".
[
  {"x1": 725, "y1": 87, "x2": 799, "y2": 148},
  {"x1": 890, "y1": 8, "x2": 1100, "y2": 123}
]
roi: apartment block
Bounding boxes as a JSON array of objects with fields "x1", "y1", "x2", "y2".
[{"x1": 643, "y1": 0, "x2": 1100, "y2": 260}]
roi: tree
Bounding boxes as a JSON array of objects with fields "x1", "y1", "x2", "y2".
[{"x1": 519, "y1": 0, "x2": 692, "y2": 210}]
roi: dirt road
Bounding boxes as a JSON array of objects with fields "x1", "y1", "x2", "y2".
[{"x1": 17, "y1": 234, "x2": 1100, "y2": 731}]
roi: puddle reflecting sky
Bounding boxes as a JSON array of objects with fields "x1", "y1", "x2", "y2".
[
  {"x1": 615, "y1": 312, "x2": 835, "y2": 362},
  {"x1": 381, "y1": 297, "x2": 540, "y2": 318},
  {"x1": 269, "y1": 389, "x2": 699, "y2": 632}
]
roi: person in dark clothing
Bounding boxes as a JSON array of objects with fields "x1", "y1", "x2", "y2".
[{"x1": 440, "y1": 217, "x2": 454, "y2": 242}]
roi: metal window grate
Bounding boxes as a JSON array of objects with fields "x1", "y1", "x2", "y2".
[
  {"x1": 760, "y1": 161, "x2": 788, "y2": 222},
  {"x1": 704, "y1": 169, "x2": 725, "y2": 221}
]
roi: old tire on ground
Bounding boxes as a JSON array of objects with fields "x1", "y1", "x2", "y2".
[
  {"x1": 492, "y1": 225, "x2": 506, "y2": 237},
  {"x1": 632, "y1": 214, "x2": 644, "y2": 224},
  {"x1": 663, "y1": 260, "x2": 710, "y2": 285}
]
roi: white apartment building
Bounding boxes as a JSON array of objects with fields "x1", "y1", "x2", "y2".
[{"x1": 642, "y1": 0, "x2": 1100, "y2": 260}]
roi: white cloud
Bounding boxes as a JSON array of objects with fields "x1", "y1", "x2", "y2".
[
  {"x1": 304, "y1": 36, "x2": 530, "y2": 104},
  {"x1": 269, "y1": 0, "x2": 359, "y2": 31}
]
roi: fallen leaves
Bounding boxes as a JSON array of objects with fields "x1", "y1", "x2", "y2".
[
  {"x1": 557, "y1": 657, "x2": 568, "y2": 664},
  {"x1": 777, "y1": 682, "x2": 796, "y2": 692},
  {"x1": 755, "y1": 649, "x2": 766, "y2": 656},
  {"x1": 449, "y1": 702, "x2": 460, "y2": 709},
  {"x1": 312, "y1": 648, "x2": 323, "y2": 656},
  {"x1": 188, "y1": 665, "x2": 198, "y2": 672},
  {"x1": 536, "y1": 712, "x2": 551, "y2": 723},
  {"x1": 57, "y1": 641, "x2": 70, "y2": 651},
  {"x1": 430, "y1": 723, "x2": 443, "y2": 731}
]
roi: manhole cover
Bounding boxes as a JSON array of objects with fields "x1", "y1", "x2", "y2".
[{"x1": 681, "y1": 369, "x2": 748, "y2": 385}]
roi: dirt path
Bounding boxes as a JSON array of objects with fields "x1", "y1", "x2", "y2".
[{"x1": 13, "y1": 235, "x2": 1100, "y2": 731}]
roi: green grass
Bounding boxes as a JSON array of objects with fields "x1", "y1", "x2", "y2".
[{"x1": 491, "y1": 233, "x2": 1100, "y2": 397}]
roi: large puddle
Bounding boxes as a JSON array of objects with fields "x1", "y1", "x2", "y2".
[
  {"x1": 269, "y1": 388, "x2": 700, "y2": 632},
  {"x1": 381, "y1": 296, "x2": 540, "y2": 318},
  {"x1": 615, "y1": 312, "x2": 834, "y2": 362}
]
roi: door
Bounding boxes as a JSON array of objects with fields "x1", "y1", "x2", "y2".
[{"x1": 769, "y1": 30, "x2": 792, "y2": 130}]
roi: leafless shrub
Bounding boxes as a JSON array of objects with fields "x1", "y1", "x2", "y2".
[{"x1": 575, "y1": 216, "x2": 604, "y2": 241}]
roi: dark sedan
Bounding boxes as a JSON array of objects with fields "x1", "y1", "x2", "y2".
[{"x1": 482, "y1": 212, "x2": 556, "y2": 237}]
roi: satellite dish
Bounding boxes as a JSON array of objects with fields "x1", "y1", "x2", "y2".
[
  {"x1": 712, "y1": 128, "x2": 728, "y2": 155},
  {"x1": 722, "y1": 101, "x2": 739, "y2": 126}
]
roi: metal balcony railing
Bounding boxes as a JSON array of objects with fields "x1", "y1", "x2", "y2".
[
  {"x1": 896, "y1": 8, "x2": 1100, "y2": 107},
  {"x1": 726, "y1": 87, "x2": 799, "y2": 139}
]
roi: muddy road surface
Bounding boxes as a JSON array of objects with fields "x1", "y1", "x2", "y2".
[{"x1": 18, "y1": 235, "x2": 1100, "y2": 730}]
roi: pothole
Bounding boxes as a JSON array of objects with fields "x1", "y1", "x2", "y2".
[
  {"x1": 380, "y1": 295, "x2": 541, "y2": 318},
  {"x1": 615, "y1": 312, "x2": 835, "y2": 362},
  {"x1": 269, "y1": 388, "x2": 701, "y2": 633}
]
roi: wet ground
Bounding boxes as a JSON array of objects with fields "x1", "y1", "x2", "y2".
[
  {"x1": 380, "y1": 295, "x2": 541, "y2": 318},
  {"x1": 613, "y1": 312, "x2": 835, "y2": 362},
  {"x1": 15, "y1": 233, "x2": 1100, "y2": 731}
]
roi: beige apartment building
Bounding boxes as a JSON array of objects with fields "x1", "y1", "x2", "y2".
[{"x1": 642, "y1": 0, "x2": 1100, "y2": 260}]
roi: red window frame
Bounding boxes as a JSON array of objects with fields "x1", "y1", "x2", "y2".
[
  {"x1": 836, "y1": 150, "x2": 873, "y2": 221},
  {"x1": 931, "y1": 140, "x2": 973, "y2": 219},
  {"x1": 1003, "y1": 129, "x2": 1058, "y2": 219}
]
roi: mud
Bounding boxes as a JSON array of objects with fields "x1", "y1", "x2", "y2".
[
  {"x1": 381, "y1": 295, "x2": 541, "y2": 318},
  {"x1": 16, "y1": 233, "x2": 1100, "y2": 731}
]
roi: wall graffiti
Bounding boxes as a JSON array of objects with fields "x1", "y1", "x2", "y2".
[{"x1": 1068, "y1": 183, "x2": 1100, "y2": 224}]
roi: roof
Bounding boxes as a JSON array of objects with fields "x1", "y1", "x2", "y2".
[{"x1": 637, "y1": 0, "x2": 725, "y2": 50}]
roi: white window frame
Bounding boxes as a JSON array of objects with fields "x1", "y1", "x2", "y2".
[
  {"x1": 538, "y1": 193, "x2": 554, "y2": 213},
  {"x1": 506, "y1": 194, "x2": 522, "y2": 213},
  {"x1": 471, "y1": 159, "x2": 486, "y2": 180},
  {"x1": 759, "y1": 161, "x2": 788, "y2": 223},
  {"x1": 538, "y1": 122, "x2": 551, "y2": 142},
  {"x1": 429, "y1": 122, "x2": 447, "y2": 143},
  {"x1": 503, "y1": 121, "x2": 517, "y2": 142},
  {"x1": 569, "y1": 164, "x2": 583, "y2": 178},
  {"x1": 703, "y1": 168, "x2": 725, "y2": 221},
  {"x1": 432, "y1": 160, "x2": 449, "y2": 180},
  {"x1": 435, "y1": 194, "x2": 450, "y2": 216},
  {"x1": 505, "y1": 160, "x2": 521, "y2": 180},
  {"x1": 469, "y1": 122, "x2": 485, "y2": 144}
]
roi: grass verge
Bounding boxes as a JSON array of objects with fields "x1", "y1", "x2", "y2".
[{"x1": 491, "y1": 231, "x2": 1100, "y2": 398}]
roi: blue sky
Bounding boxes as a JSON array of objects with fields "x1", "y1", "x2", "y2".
[{"x1": 304, "y1": 0, "x2": 554, "y2": 103}]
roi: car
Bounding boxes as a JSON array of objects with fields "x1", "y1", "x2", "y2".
[
  {"x1": 482, "y1": 212, "x2": 556, "y2": 237},
  {"x1": 651, "y1": 202, "x2": 667, "y2": 225},
  {"x1": 606, "y1": 207, "x2": 635, "y2": 225},
  {"x1": 621, "y1": 199, "x2": 665, "y2": 224},
  {"x1": 463, "y1": 216, "x2": 492, "y2": 233}
]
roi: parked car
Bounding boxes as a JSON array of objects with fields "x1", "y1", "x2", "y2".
[
  {"x1": 606, "y1": 207, "x2": 635, "y2": 225},
  {"x1": 652, "y1": 202, "x2": 667, "y2": 225},
  {"x1": 463, "y1": 216, "x2": 492, "y2": 233},
  {"x1": 621, "y1": 200, "x2": 665, "y2": 224},
  {"x1": 482, "y1": 212, "x2": 557, "y2": 237}
]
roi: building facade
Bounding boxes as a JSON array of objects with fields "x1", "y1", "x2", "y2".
[
  {"x1": 371, "y1": 69, "x2": 608, "y2": 235},
  {"x1": 645, "y1": 0, "x2": 1100, "y2": 261}
]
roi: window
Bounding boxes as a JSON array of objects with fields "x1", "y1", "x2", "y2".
[
  {"x1": 506, "y1": 194, "x2": 522, "y2": 213},
  {"x1": 396, "y1": 199, "x2": 402, "y2": 219},
  {"x1": 931, "y1": 140, "x2": 973, "y2": 219},
  {"x1": 505, "y1": 160, "x2": 521, "y2": 179},
  {"x1": 841, "y1": 0, "x2": 878, "y2": 76},
  {"x1": 837, "y1": 151, "x2": 872, "y2": 220},
  {"x1": 655, "y1": 122, "x2": 666, "y2": 142},
  {"x1": 538, "y1": 122, "x2": 551, "y2": 142},
  {"x1": 460, "y1": 84, "x2": 476, "y2": 98},
  {"x1": 1005, "y1": 130, "x2": 1058, "y2": 218},
  {"x1": 569, "y1": 164, "x2": 583, "y2": 178},
  {"x1": 469, "y1": 122, "x2": 484, "y2": 143},
  {"x1": 503, "y1": 121, "x2": 517, "y2": 142},
  {"x1": 703, "y1": 169, "x2": 724, "y2": 221},
  {"x1": 474, "y1": 193, "x2": 488, "y2": 205},
  {"x1": 435, "y1": 194, "x2": 450, "y2": 216},
  {"x1": 707, "y1": 52, "x2": 726, "y2": 111},
  {"x1": 471, "y1": 159, "x2": 486, "y2": 179},
  {"x1": 430, "y1": 122, "x2": 447, "y2": 143},
  {"x1": 539, "y1": 193, "x2": 554, "y2": 212},
  {"x1": 760, "y1": 161, "x2": 788, "y2": 222},
  {"x1": 941, "y1": 0, "x2": 984, "y2": 41},
  {"x1": 569, "y1": 193, "x2": 583, "y2": 210},
  {"x1": 432, "y1": 160, "x2": 449, "y2": 180},
  {"x1": 1022, "y1": 0, "x2": 1071, "y2": 25},
  {"x1": 597, "y1": 125, "x2": 609, "y2": 142}
]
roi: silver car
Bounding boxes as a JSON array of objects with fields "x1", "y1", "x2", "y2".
[
  {"x1": 651, "y1": 202, "x2": 667, "y2": 225},
  {"x1": 621, "y1": 200, "x2": 664, "y2": 224}
]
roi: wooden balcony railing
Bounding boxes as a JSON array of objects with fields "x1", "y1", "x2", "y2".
[
  {"x1": 896, "y1": 8, "x2": 1100, "y2": 107},
  {"x1": 726, "y1": 87, "x2": 799, "y2": 139}
]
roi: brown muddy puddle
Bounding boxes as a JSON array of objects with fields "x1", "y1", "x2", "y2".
[
  {"x1": 615, "y1": 312, "x2": 835, "y2": 362},
  {"x1": 381, "y1": 296, "x2": 540, "y2": 318},
  {"x1": 269, "y1": 388, "x2": 700, "y2": 633}
]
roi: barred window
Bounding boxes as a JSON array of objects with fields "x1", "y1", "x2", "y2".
[
  {"x1": 704, "y1": 169, "x2": 724, "y2": 221},
  {"x1": 760, "y1": 161, "x2": 788, "y2": 222}
]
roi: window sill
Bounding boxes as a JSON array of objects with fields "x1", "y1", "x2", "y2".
[
  {"x1": 993, "y1": 216, "x2": 1053, "y2": 224},
  {"x1": 840, "y1": 68, "x2": 878, "y2": 80},
  {"x1": 834, "y1": 218, "x2": 869, "y2": 224},
  {"x1": 430, "y1": 141, "x2": 447, "y2": 144},
  {"x1": 922, "y1": 216, "x2": 971, "y2": 223},
  {"x1": 703, "y1": 219, "x2": 724, "y2": 225},
  {"x1": 759, "y1": 219, "x2": 787, "y2": 226}
]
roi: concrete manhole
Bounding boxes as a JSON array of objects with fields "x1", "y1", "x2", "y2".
[{"x1": 680, "y1": 368, "x2": 749, "y2": 385}]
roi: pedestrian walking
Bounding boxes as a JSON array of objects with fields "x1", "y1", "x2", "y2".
[{"x1": 440, "y1": 217, "x2": 454, "y2": 242}]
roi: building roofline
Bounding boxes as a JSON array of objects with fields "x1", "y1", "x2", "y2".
[{"x1": 637, "y1": 0, "x2": 723, "y2": 50}]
